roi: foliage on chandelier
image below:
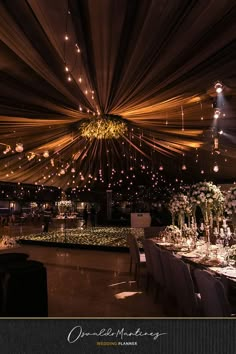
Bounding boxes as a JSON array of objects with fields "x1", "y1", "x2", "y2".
[{"x1": 80, "y1": 115, "x2": 128, "y2": 139}]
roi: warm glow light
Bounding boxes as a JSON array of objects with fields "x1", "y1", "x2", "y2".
[
  {"x1": 159, "y1": 165, "x2": 164, "y2": 171},
  {"x1": 15, "y1": 143, "x2": 24, "y2": 153},
  {"x1": 181, "y1": 164, "x2": 187, "y2": 170},
  {"x1": 213, "y1": 163, "x2": 219, "y2": 172},
  {"x1": 114, "y1": 291, "x2": 142, "y2": 300},
  {"x1": 65, "y1": 34, "x2": 69, "y2": 40},
  {"x1": 80, "y1": 115, "x2": 127, "y2": 139},
  {"x1": 43, "y1": 150, "x2": 49, "y2": 158}
]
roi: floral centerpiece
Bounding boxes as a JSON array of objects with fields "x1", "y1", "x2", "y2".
[
  {"x1": 225, "y1": 186, "x2": 236, "y2": 219},
  {"x1": 168, "y1": 193, "x2": 192, "y2": 228},
  {"x1": 228, "y1": 245, "x2": 236, "y2": 264},
  {"x1": 190, "y1": 181, "x2": 224, "y2": 230},
  {"x1": 0, "y1": 236, "x2": 17, "y2": 249},
  {"x1": 159, "y1": 225, "x2": 182, "y2": 243}
]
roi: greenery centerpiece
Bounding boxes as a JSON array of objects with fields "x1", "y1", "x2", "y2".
[{"x1": 80, "y1": 114, "x2": 128, "y2": 140}]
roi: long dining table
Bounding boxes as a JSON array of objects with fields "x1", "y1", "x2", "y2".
[{"x1": 151, "y1": 238, "x2": 236, "y2": 288}]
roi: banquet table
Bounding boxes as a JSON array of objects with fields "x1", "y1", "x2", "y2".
[{"x1": 151, "y1": 238, "x2": 236, "y2": 286}]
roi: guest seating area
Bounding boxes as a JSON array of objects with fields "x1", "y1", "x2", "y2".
[{"x1": 128, "y1": 234, "x2": 236, "y2": 317}]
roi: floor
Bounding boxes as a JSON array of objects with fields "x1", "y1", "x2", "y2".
[{"x1": 0, "y1": 223, "x2": 165, "y2": 317}]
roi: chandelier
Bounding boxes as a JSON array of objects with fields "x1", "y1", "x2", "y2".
[{"x1": 80, "y1": 114, "x2": 128, "y2": 139}]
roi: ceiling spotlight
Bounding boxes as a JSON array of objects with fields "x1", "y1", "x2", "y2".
[
  {"x1": 213, "y1": 163, "x2": 219, "y2": 173},
  {"x1": 215, "y1": 81, "x2": 223, "y2": 94},
  {"x1": 15, "y1": 143, "x2": 24, "y2": 153},
  {"x1": 214, "y1": 109, "x2": 220, "y2": 119}
]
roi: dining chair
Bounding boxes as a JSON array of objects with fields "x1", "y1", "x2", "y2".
[
  {"x1": 127, "y1": 234, "x2": 146, "y2": 286},
  {"x1": 194, "y1": 269, "x2": 232, "y2": 317},
  {"x1": 142, "y1": 239, "x2": 154, "y2": 292},
  {"x1": 170, "y1": 257, "x2": 201, "y2": 316},
  {"x1": 149, "y1": 242, "x2": 166, "y2": 302}
]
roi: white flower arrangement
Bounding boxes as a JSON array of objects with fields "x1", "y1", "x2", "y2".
[
  {"x1": 182, "y1": 225, "x2": 198, "y2": 239},
  {"x1": 225, "y1": 186, "x2": 236, "y2": 216},
  {"x1": 0, "y1": 236, "x2": 17, "y2": 248},
  {"x1": 190, "y1": 181, "x2": 224, "y2": 214},
  {"x1": 228, "y1": 245, "x2": 236, "y2": 261},
  {"x1": 160, "y1": 225, "x2": 182, "y2": 243},
  {"x1": 169, "y1": 193, "x2": 192, "y2": 215}
]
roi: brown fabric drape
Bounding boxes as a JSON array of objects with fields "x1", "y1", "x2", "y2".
[{"x1": 0, "y1": 0, "x2": 235, "y2": 188}]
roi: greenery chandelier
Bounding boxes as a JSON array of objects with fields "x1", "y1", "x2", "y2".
[{"x1": 80, "y1": 114, "x2": 128, "y2": 139}]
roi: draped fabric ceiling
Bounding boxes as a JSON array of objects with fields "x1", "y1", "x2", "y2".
[{"x1": 0, "y1": 0, "x2": 236, "y2": 191}]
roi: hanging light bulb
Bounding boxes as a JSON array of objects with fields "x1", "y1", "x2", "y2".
[
  {"x1": 213, "y1": 163, "x2": 219, "y2": 172},
  {"x1": 27, "y1": 152, "x2": 35, "y2": 161},
  {"x1": 214, "y1": 109, "x2": 220, "y2": 119},
  {"x1": 159, "y1": 164, "x2": 164, "y2": 171},
  {"x1": 65, "y1": 66, "x2": 69, "y2": 72},
  {"x1": 15, "y1": 143, "x2": 24, "y2": 153},
  {"x1": 71, "y1": 167, "x2": 76, "y2": 173},
  {"x1": 43, "y1": 151, "x2": 49, "y2": 158},
  {"x1": 181, "y1": 164, "x2": 187, "y2": 170},
  {"x1": 64, "y1": 34, "x2": 69, "y2": 41},
  {"x1": 214, "y1": 82, "x2": 223, "y2": 94},
  {"x1": 3, "y1": 145, "x2": 11, "y2": 154},
  {"x1": 219, "y1": 130, "x2": 224, "y2": 135},
  {"x1": 60, "y1": 168, "x2": 66, "y2": 175},
  {"x1": 67, "y1": 75, "x2": 72, "y2": 82}
]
